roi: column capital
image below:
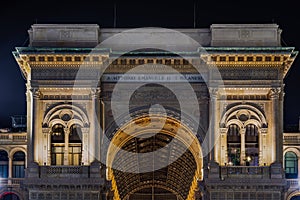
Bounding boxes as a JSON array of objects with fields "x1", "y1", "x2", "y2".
[
  {"x1": 209, "y1": 88, "x2": 219, "y2": 100},
  {"x1": 260, "y1": 128, "x2": 268, "y2": 135},
  {"x1": 30, "y1": 88, "x2": 42, "y2": 99},
  {"x1": 240, "y1": 128, "x2": 246, "y2": 134},
  {"x1": 220, "y1": 128, "x2": 228, "y2": 134},
  {"x1": 64, "y1": 127, "x2": 70, "y2": 135},
  {"x1": 269, "y1": 88, "x2": 281, "y2": 99},
  {"x1": 91, "y1": 88, "x2": 101, "y2": 99},
  {"x1": 81, "y1": 127, "x2": 90, "y2": 134},
  {"x1": 42, "y1": 128, "x2": 51, "y2": 135}
]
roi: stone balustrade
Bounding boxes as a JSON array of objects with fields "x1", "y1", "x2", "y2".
[
  {"x1": 220, "y1": 166, "x2": 270, "y2": 179},
  {"x1": 283, "y1": 133, "x2": 300, "y2": 145},
  {"x1": 0, "y1": 132, "x2": 27, "y2": 144},
  {"x1": 287, "y1": 179, "x2": 299, "y2": 189},
  {"x1": 0, "y1": 178, "x2": 24, "y2": 186}
]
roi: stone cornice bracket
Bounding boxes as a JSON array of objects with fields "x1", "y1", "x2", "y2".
[{"x1": 269, "y1": 88, "x2": 282, "y2": 99}]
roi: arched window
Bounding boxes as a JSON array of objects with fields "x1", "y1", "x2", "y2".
[
  {"x1": 68, "y1": 125, "x2": 82, "y2": 166},
  {"x1": 245, "y1": 124, "x2": 259, "y2": 166},
  {"x1": 227, "y1": 124, "x2": 241, "y2": 166},
  {"x1": 51, "y1": 124, "x2": 65, "y2": 165},
  {"x1": 291, "y1": 196, "x2": 300, "y2": 200},
  {"x1": 12, "y1": 151, "x2": 25, "y2": 178},
  {"x1": 285, "y1": 151, "x2": 298, "y2": 179},
  {"x1": 0, "y1": 150, "x2": 8, "y2": 178}
]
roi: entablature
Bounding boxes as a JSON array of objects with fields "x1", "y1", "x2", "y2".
[{"x1": 13, "y1": 47, "x2": 297, "y2": 80}]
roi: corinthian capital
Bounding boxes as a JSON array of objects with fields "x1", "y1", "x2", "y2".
[
  {"x1": 209, "y1": 88, "x2": 219, "y2": 100},
  {"x1": 269, "y1": 88, "x2": 281, "y2": 99},
  {"x1": 30, "y1": 88, "x2": 42, "y2": 99},
  {"x1": 91, "y1": 88, "x2": 101, "y2": 99}
]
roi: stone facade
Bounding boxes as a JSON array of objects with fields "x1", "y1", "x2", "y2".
[{"x1": 0, "y1": 23, "x2": 298, "y2": 199}]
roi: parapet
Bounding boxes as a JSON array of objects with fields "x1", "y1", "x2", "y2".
[
  {"x1": 210, "y1": 24, "x2": 281, "y2": 46},
  {"x1": 27, "y1": 24, "x2": 282, "y2": 47},
  {"x1": 28, "y1": 24, "x2": 100, "y2": 47}
]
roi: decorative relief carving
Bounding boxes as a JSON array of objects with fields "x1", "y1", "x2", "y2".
[
  {"x1": 216, "y1": 68, "x2": 278, "y2": 80},
  {"x1": 60, "y1": 30, "x2": 72, "y2": 39}
]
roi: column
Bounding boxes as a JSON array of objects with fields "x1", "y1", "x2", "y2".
[
  {"x1": 28, "y1": 87, "x2": 41, "y2": 164},
  {"x1": 7, "y1": 155, "x2": 12, "y2": 185},
  {"x1": 258, "y1": 129, "x2": 263, "y2": 165},
  {"x1": 279, "y1": 89, "x2": 285, "y2": 163},
  {"x1": 220, "y1": 128, "x2": 228, "y2": 165},
  {"x1": 42, "y1": 128, "x2": 50, "y2": 165},
  {"x1": 209, "y1": 88, "x2": 218, "y2": 162},
  {"x1": 260, "y1": 128, "x2": 268, "y2": 165},
  {"x1": 90, "y1": 88, "x2": 101, "y2": 162},
  {"x1": 64, "y1": 127, "x2": 70, "y2": 165},
  {"x1": 81, "y1": 128, "x2": 89, "y2": 165},
  {"x1": 8, "y1": 155, "x2": 12, "y2": 178},
  {"x1": 270, "y1": 88, "x2": 281, "y2": 163},
  {"x1": 240, "y1": 128, "x2": 246, "y2": 165}
]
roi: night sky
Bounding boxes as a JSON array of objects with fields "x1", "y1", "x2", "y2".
[{"x1": 0, "y1": 0, "x2": 299, "y2": 128}]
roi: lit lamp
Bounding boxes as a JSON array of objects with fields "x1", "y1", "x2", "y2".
[
  {"x1": 246, "y1": 156, "x2": 251, "y2": 162},
  {"x1": 245, "y1": 156, "x2": 251, "y2": 166}
]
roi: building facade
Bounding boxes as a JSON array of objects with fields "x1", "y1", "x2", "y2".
[{"x1": 0, "y1": 24, "x2": 299, "y2": 199}]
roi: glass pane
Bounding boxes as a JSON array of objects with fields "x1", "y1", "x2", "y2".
[
  {"x1": 285, "y1": 151, "x2": 298, "y2": 178},
  {"x1": 13, "y1": 165, "x2": 25, "y2": 178},
  {"x1": 51, "y1": 124, "x2": 65, "y2": 143},
  {"x1": 69, "y1": 125, "x2": 82, "y2": 143},
  {"x1": 56, "y1": 154, "x2": 63, "y2": 165},
  {"x1": 0, "y1": 165, "x2": 8, "y2": 178},
  {"x1": 0, "y1": 150, "x2": 8, "y2": 161}
]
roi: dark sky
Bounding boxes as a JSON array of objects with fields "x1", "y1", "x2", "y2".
[{"x1": 0, "y1": 0, "x2": 299, "y2": 128}]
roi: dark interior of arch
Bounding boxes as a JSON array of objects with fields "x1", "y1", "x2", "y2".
[{"x1": 112, "y1": 133, "x2": 198, "y2": 200}]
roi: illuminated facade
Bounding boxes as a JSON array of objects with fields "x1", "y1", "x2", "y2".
[{"x1": 0, "y1": 24, "x2": 299, "y2": 199}]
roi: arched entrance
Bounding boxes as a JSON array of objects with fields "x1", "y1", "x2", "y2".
[
  {"x1": 0, "y1": 192, "x2": 20, "y2": 200},
  {"x1": 291, "y1": 196, "x2": 300, "y2": 200},
  {"x1": 106, "y1": 114, "x2": 203, "y2": 200}
]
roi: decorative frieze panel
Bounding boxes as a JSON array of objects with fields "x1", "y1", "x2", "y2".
[
  {"x1": 215, "y1": 68, "x2": 279, "y2": 80},
  {"x1": 31, "y1": 68, "x2": 100, "y2": 81}
]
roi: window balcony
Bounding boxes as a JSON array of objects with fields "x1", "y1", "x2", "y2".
[
  {"x1": 0, "y1": 178, "x2": 24, "y2": 186},
  {"x1": 287, "y1": 179, "x2": 299, "y2": 189},
  {"x1": 0, "y1": 132, "x2": 27, "y2": 144},
  {"x1": 39, "y1": 165, "x2": 95, "y2": 178},
  {"x1": 220, "y1": 166, "x2": 270, "y2": 179},
  {"x1": 283, "y1": 133, "x2": 300, "y2": 145}
]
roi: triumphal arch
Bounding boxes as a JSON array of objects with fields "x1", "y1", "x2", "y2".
[{"x1": 12, "y1": 24, "x2": 297, "y2": 199}]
